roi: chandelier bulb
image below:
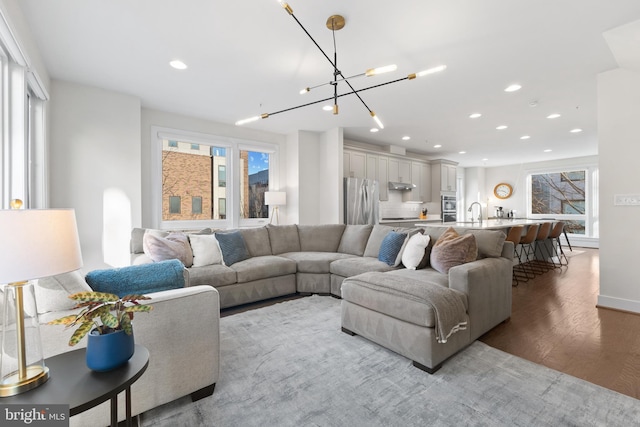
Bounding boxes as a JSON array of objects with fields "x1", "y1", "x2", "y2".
[
  {"x1": 299, "y1": 88, "x2": 310, "y2": 95},
  {"x1": 333, "y1": 104, "x2": 339, "y2": 115},
  {"x1": 278, "y1": 0, "x2": 293, "y2": 15},
  {"x1": 235, "y1": 114, "x2": 269, "y2": 126},
  {"x1": 365, "y1": 64, "x2": 397, "y2": 77},
  {"x1": 415, "y1": 65, "x2": 447, "y2": 78},
  {"x1": 371, "y1": 112, "x2": 384, "y2": 129}
]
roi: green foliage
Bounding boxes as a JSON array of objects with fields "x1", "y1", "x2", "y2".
[{"x1": 47, "y1": 292, "x2": 153, "y2": 346}]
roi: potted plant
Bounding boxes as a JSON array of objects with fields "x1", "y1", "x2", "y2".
[{"x1": 48, "y1": 292, "x2": 152, "y2": 372}]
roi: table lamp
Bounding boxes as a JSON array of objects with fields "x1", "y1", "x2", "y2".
[
  {"x1": 0, "y1": 201, "x2": 83, "y2": 397},
  {"x1": 264, "y1": 191, "x2": 286, "y2": 225}
]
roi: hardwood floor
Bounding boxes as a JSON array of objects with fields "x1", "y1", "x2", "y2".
[{"x1": 480, "y1": 248, "x2": 640, "y2": 400}]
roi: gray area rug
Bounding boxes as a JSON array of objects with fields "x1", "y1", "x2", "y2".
[{"x1": 141, "y1": 295, "x2": 640, "y2": 426}]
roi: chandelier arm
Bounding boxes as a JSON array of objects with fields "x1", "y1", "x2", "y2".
[{"x1": 267, "y1": 76, "x2": 411, "y2": 118}]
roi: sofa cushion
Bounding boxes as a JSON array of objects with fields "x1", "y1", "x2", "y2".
[
  {"x1": 86, "y1": 259, "x2": 186, "y2": 297},
  {"x1": 215, "y1": 231, "x2": 251, "y2": 266},
  {"x1": 461, "y1": 229, "x2": 506, "y2": 259},
  {"x1": 34, "y1": 270, "x2": 93, "y2": 314},
  {"x1": 329, "y1": 256, "x2": 396, "y2": 278},
  {"x1": 281, "y1": 252, "x2": 355, "y2": 274},
  {"x1": 131, "y1": 227, "x2": 212, "y2": 254},
  {"x1": 267, "y1": 224, "x2": 301, "y2": 254},
  {"x1": 363, "y1": 224, "x2": 396, "y2": 258},
  {"x1": 240, "y1": 227, "x2": 272, "y2": 257},
  {"x1": 189, "y1": 234, "x2": 223, "y2": 267},
  {"x1": 385, "y1": 268, "x2": 450, "y2": 288},
  {"x1": 188, "y1": 264, "x2": 237, "y2": 287},
  {"x1": 297, "y1": 224, "x2": 346, "y2": 252},
  {"x1": 337, "y1": 225, "x2": 373, "y2": 256},
  {"x1": 230, "y1": 255, "x2": 297, "y2": 283},
  {"x1": 430, "y1": 228, "x2": 478, "y2": 274},
  {"x1": 143, "y1": 232, "x2": 193, "y2": 267},
  {"x1": 402, "y1": 233, "x2": 431, "y2": 270},
  {"x1": 378, "y1": 231, "x2": 408, "y2": 266}
]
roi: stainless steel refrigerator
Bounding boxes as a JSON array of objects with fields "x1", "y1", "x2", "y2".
[{"x1": 344, "y1": 177, "x2": 379, "y2": 225}]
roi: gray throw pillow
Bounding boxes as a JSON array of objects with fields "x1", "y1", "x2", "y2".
[{"x1": 215, "y1": 231, "x2": 251, "y2": 266}]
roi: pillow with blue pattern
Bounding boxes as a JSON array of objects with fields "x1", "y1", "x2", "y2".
[
  {"x1": 378, "y1": 231, "x2": 408, "y2": 266},
  {"x1": 215, "y1": 231, "x2": 251, "y2": 266}
]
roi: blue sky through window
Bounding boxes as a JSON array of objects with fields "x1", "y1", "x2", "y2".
[{"x1": 249, "y1": 151, "x2": 269, "y2": 174}]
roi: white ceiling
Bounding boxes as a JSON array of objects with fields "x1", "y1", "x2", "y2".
[{"x1": 17, "y1": 0, "x2": 640, "y2": 167}]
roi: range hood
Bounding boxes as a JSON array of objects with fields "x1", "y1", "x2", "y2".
[{"x1": 388, "y1": 181, "x2": 416, "y2": 191}]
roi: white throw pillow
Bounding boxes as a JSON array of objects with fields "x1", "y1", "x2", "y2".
[
  {"x1": 34, "y1": 270, "x2": 93, "y2": 314},
  {"x1": 401, "y1": 233, "x2": 431, "y2": 270},
  {"x1": 188, "y1": 234, "x2": 223, "y2": 267}
]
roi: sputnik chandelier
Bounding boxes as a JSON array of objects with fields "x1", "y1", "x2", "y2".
[{"x1": 235, "y1": 1, "x2": 446, "y2": 128}]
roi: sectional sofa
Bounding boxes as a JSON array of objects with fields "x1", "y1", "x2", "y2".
[{"x1": 131, "y1": 223, "x2": 513, "y2": 372}]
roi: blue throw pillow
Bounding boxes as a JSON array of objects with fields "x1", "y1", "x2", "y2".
[
  {"x1": 215, "y1": 231, "x2": 250, "y2": 266},
  {"x1": 85, "y1": 259, "x2": 185, "y2": 297},
  {"x1": 378, "y1": 231, "x2": 407, "y2": 266}
]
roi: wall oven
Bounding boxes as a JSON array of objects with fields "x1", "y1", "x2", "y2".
[{"x1": 441, "y1": 195, "x2": 457, "y2": 222}]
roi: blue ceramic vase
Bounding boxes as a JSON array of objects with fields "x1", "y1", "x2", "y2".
[{"x1": 86, "y1": 328, "x2": 135, "y2": 372}]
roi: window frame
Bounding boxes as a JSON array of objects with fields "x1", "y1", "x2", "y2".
[{"x1": 150, "y1": 126, "x2": 278, "y2": 230}]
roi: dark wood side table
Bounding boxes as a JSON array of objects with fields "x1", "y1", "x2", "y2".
[{"x1": 2, "y1": 344, "x2": 149, "y2": 427}]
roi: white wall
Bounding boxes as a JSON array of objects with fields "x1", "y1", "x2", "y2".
[
  {"x1": 597, "y1": 68, "x2": 640, "y2": 313},
  {"x1": 50, "y1": 80, "x2": 141, "y2": 271}
]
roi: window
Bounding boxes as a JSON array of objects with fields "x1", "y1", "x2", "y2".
[
  {"x1": 153, "y1": 127, "x2": 277, "y2": 228},
  {"x1": 218, "y1": 165, "x2": 226, "y2": 188},
  {"x1": 219, "y1": 198, "x2": 226, "y2": 220},
  {"x1": 169, "y1": 196, "x2": 181, "y2": 214},
  {"x1": 528, "y1": 168, "x2": 597, "y2": 237},
  {"x1": 192, "y1": 196, "x2": 203, "y2": 214},
  {"x1": 191, "y1": 143, "x2": 199, "y2": 150},
  {"x1": 240, "y1": 150, "x2": 270, "y2": 219}
]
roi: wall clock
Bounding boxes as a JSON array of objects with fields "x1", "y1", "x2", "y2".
[{"x1": 494, "y1": 183, "x2": 513, "y2": 199}]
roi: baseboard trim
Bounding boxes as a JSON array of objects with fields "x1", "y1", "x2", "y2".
[{"x1": 597, "y1": 295, "x2": 640, "y2": 314}]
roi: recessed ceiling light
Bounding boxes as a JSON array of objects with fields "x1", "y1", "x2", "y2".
[
  {"x1": 504, "y1": 84, "x2": 522, "y2": 92},
  {"x1": 322, "y1": 105, "x2": 333, "y2": 111},
  {"x1": 570, "y1": 128, "x2": 583, "y2": 133},
  {"x1": 496, "y1": 125, "x2": 508, "y2": 130},
  {"x1": 434, "y1": 144, "x2": 442, "y2": 148},
  {"x1": 370, "y1": 128, "x2": 379, "y2": 133},
  {"x1": 544, "y1": 149, "x2": 552, "y2": 152},
  {"x1": 402, "y1": 136, "x2": 411, "y2": 141},
  {"x1": 482, "y1": 158, "x2": 489, "y2": 161},
  {"x1": 469, "y1": 113, "x2": 482, "y2": 119},
  {"x1": 547, "y1": 113, "x2": 561, "y2": 119},
  {"x1": 169, "y1": 60, "x2": 187, "y2": 70},
  {"x1": 459, "y1": 151, "x2": 466, "y2": 154},
  {"x1": 520, "y1": 135, "x2": 531, "y2": 140}
]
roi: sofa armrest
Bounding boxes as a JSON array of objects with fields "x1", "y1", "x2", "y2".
[
  {"x1": 42, "y1": 285, "x2": 220, "y2": 425},
  {"x1": 448, "y1": 257, "x2": 512, "y2": 341}
]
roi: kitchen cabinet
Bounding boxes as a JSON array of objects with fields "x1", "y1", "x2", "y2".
[
  {"x1": 377, "y1": 156, "x2": 389, "y2": 201},
  {"x1": 344, "y1": 150, "x2": 366, "y2": 179},
  {"x1": 388, "y1": 158, "x2": 411, "y2": 183},
  {"x1": 366, "y1": 154, "x2": 378, "y2": 181},
  {"x1": 431, "y1": 161, "x2": 458, "y2": 193},
  {"x1": 403, "y1": 161, "x2": 425, "y2": 202},
  {"x1": 421, "y1": 163, "x2": 432, "y2": 202}
]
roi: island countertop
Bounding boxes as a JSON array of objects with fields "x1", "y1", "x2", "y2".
[{"x1": 414, "y1": 219, "x2": 552, "y2": 230}]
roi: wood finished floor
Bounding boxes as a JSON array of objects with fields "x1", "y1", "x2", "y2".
[{"x1": 480, "y1": 248, "x2": 640, "y2": 400}]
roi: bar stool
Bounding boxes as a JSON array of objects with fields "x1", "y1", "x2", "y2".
[
  {"x1": 546, "y1": 221, "x2": 568, "y2": 267},
  {"x1": 528, "y1": 222, "x2": 553, "y2": 274},
  {"x1": 505, "y1": 225, "x2": 524, "y2": 286},
  {"x1": 514, "y1": 223, "x2": 539, "y2": 280}
]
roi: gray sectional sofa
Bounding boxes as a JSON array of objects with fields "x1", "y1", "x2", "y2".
[{"x1": 131, "y1": 223, "x2": 513, "y2": 373}]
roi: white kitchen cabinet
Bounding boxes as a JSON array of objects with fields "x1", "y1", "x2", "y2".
[
  {"x1": 366, "y1": 154, "x2": 378, "y2": 181},
  {"x1": 431, "y1": 161, "x2": 458, "y2": 193},
  {"x1": 388, "y1": 158, "x2": 411, "y2": 183},
  {"x1": 377, "y1": 156, "x2": 389, "y2": 201},
  {"x1": 421, "y1": 162, "x2": 432, "y2": 202},
  {"x1": 403, "y1": 161, "x2": 425, "y2": 202},
  {"x1": 344, "y1": 150, "x2": 366, "y2": 179}
]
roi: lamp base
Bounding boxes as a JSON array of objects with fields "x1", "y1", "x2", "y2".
[{"x1": 0, "y1": 365, "x2": 49, "y2": 397}]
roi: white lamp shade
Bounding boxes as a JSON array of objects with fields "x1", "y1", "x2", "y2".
[
  {"x1": 0, "y1": 209, "x2": 83, "y2": 284},
  {"x1": 264, "y1": 191, "x2": 286, "y2": 206}
]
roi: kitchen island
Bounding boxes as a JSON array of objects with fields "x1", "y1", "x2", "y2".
[{"x1": 415, "y1": 218, "x2": 552, "y2": 231}]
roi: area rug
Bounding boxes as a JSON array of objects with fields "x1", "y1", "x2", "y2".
[{"x1": 140, "y1": 295, "x2": 640, "y2": 426}]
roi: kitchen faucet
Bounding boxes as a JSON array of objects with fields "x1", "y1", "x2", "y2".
[{"x1": 467, "y1": 202, "x2": 483, "y2": 223}]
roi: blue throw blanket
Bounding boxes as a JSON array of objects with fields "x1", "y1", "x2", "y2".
[{"x1": 86, "y1": 259, "x2": 185, "y2": 297}]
